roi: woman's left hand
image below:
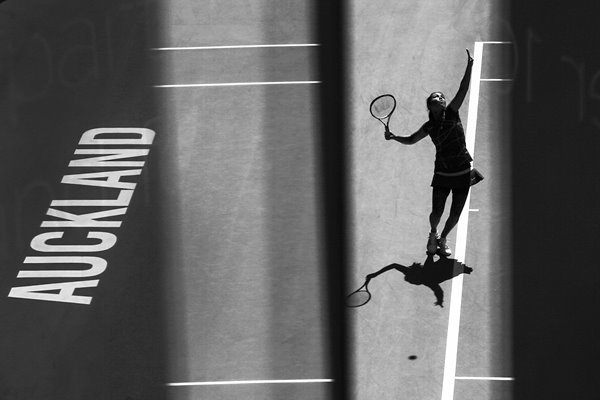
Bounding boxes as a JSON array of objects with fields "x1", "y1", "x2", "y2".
[{"x1": 466, "y1": 49, "x2": 474, "y2": 64}]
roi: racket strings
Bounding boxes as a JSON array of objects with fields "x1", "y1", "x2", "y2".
[
  {"x1": 370, "y1": 96, "x2": 396, "y2": 119},
  {"x1": 346, "y1": 289, "x2": 371, "y2": 307}
]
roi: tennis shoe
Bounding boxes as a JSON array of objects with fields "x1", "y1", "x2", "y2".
[
  {"x1": 427, "y1": 232, "x2": 439, "y2": 255},
  {"x1": 437, "y1": 237, "x2": 452, "y2": 257}
]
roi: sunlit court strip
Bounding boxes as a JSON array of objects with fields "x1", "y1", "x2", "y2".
[
  {"x1": 151, "y1": 43, "x2": 320, "y2": 88},
  {"x1": 151, "y1": 43, "x2": 320, "y2": 51},
  {"x1": 165, "y1": 379, "x2": 333, "y2": 387},
  {"x1": 153, "y1": 81, "x2": 321, "y2": 88},
  {"x1": 440, "y1": 41, "x2": 514, "y2": 400},
  {"x1": 156, "y1": 42, "x2": 323, "y2": 389}
]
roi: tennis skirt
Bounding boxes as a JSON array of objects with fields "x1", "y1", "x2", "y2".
[{"x1": 431, "y1": 168, "x2": 484, "y2": 189}]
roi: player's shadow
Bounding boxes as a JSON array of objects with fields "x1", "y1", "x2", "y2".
[{"x1": 366, "y1": 254, "x2": 473, "y2": 307}]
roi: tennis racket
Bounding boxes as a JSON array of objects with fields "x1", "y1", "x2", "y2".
[
  {"x1": 370, "y1": 94, "x2": 397, "y2": 132},
  {"x1": 345, "y1": 279, "x2": 372, "y2": 308}
]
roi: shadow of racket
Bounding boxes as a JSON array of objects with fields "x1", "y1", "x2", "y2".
[{"x1": 345, "y1": 278, "x2": 372, "y2": 308}]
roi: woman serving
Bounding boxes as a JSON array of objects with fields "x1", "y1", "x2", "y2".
[{"x1": 385, "y1": 49, "x2": 479, "y2": 257}]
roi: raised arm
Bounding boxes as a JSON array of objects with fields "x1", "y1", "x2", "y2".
[
  {"x1": 366, "y1": 263, "x2": 407, "y2": 282},
  {"x1": 447, "y1": 49, "x2": 474, "y2": 112},
  {"x1": 384, "y1": 125, "x2": 428, "y2": 145}
]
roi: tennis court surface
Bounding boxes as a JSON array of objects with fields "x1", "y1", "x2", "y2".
[{"x1": 2, "y1": 0, "x2": 595, "y2": 399}]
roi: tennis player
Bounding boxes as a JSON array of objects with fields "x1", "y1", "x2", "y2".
[{"x1": 384, "y1": 49, "x2": 475, "y2": 256}]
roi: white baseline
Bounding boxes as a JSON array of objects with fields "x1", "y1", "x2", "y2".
[
  {"x1": 152, "y1": 44, "x2": 320, "y2": 51},
  {"x1": 166, "y1": 379, "x2": 333, "y2": 387},
  {"x1": 455, "y1": 376, "x2": 515, "y2": 381},
  {"x1": 153, "y1": 81, "x2": 321, "y2": 88}
]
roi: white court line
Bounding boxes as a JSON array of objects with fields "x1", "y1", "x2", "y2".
[
  {"x1": 151, "y1": 43, "x2": 320, "y2": 51},
  {"x1": 440, "y1": 40, "x2": 514, "y2": 400},
  {"x1": 166, "y1": 379, "x2": 333, "y2": 387},
  {"x1": 455, "y1": 377, "x2": 515, "y2": 381},
  {"x1": 480, "y1": 79, "x2": 513, "y2": 82},
  {"x1": 440, "y1": 41, "x2": 484, "y2": 400},
  {"x1": 153, "y1": 81, "x2": 321, "y2": 88}
]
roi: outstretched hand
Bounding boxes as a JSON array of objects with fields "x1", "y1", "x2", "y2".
[{"x1": 466, "y1": 48, "x2": 474, "y2": 65}]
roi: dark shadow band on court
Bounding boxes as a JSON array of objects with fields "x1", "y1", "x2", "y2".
[{"x1": 0, "y1": 1, "x2": 168, "y2": 399}]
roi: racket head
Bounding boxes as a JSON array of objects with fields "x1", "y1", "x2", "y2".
[
  {"x1": 345, "y1": 281, "x2": 372, "y2": 308},
  {"x1": 370, "y1": 94, "x2": 397, "y2": 121}
]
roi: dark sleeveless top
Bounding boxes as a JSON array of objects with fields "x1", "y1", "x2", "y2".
[{"x1": 422, "y1": 107, "x2": 472, "y2": 173}]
